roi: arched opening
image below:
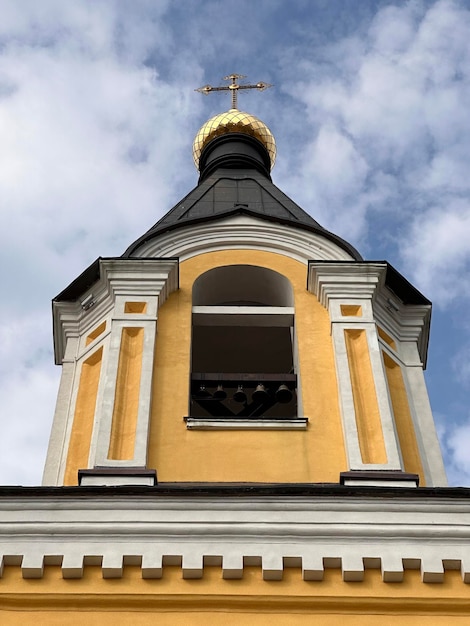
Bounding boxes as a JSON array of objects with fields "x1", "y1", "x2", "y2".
[
  {"x1": 189, "y1": 265, "x2": 298, "y2": 422},
  {"x1": 192, "y1": 265, "x2": 294, "y2": 307}
]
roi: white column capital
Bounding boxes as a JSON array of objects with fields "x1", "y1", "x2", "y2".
[
  {"x1": 53, "y1": 257, "x2": 179, "y2": 364},
  {"x1": 307, "y1": 261, "x2": 387, "y2": 310}
]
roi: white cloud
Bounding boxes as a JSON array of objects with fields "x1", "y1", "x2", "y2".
[
  {"x1": 281, "y1": 0, "x2": 470, "y2": 291},
  {"x1": 452, "y1": 343, "x2": 470, "y2": 387},
  {"x1": 442, "y1": 420, "x2": 470, "y2": 486},
  {"x1": 0, "y1": 1, "x2": 204, "y2": 305},
  {"x1": 400, "y1": 199, "x2": 470, "y2": 304},
  {"x1": 0, "y1": 310, "x2": 59, "y2": 484}
]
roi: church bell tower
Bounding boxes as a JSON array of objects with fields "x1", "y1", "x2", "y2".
[
  {"x1": 6, "y1": 75, "x2": 470, "y2": 625},
  {"x1": 44, "y1": 75, "x2": 446, "y2": 490}
]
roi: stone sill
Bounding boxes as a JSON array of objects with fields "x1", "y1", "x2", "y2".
[{"x1": 184, "y1": 417, "x2": 308, "y2": 430}]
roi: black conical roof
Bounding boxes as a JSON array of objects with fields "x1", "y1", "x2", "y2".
[{"x1": 123, "y1": 133, "x2": 362, "y2": 260}]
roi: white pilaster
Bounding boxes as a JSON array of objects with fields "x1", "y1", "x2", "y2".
[
  {"x1": 42, "y1": 336, "x2": 79, "y2": 485},
  {"x1": 374, "y1": 287, "x2": 446, "y2": 487},
  {"x1": 400, "y1": 342, "x2": 448, "y2": 486},
  {"x1": 92, "y1": 315, "x2": 157, "y2": 469},
  {"x1": 308, "y1": 262, "x2": 404, "y2": 474},
  {"x1": 46, "y1": 258, "x2": 179, "y2": 486}
]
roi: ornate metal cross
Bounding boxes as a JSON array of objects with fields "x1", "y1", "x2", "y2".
[{"x1": 195, "y1": 73, "x2": 272, "y2": 110}]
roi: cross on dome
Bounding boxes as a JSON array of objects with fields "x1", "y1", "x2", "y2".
[{"x1": 195, "y1": 73, "x2": 272, "y2": 109}]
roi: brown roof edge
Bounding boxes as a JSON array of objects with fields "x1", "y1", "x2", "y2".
[
  {"x1": 54, "y1": 256, "x2": 180, "y2": 303},
  {"x1": 0, "y1": 483, "x2": 467, "y2": 499}
]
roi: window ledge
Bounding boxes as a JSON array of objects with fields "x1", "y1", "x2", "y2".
[{"x1": 184, "y1": 417, "x2": 308, "y2": 430}]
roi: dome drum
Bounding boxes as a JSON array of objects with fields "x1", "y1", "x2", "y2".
[{"x1": 198, "y1": 133, "x2": 272, "y2": 181}]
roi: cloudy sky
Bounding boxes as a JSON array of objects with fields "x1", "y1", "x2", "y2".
[{"x1": 0, "y1": 0, "x2": 469, "y2": 486}]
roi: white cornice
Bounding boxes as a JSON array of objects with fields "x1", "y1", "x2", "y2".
[
  {"x1": 52, "y1": 258, "x2": 179, "y2": 364},
  {"x1": 373, "y1": 287, "x2": 431, "y2": 366},
  {"x1": 307, "y1": 262, "x2": 386, "y2": 308},
  {"x1": 307, "y1": 262, "x2": 430, "y2": 364},
  {"x1": 131, "y1": 215, "x2": 357, "y2": 264},
  {"x1": 1, "y1": 494, "x2": 470, "y2": 582}
]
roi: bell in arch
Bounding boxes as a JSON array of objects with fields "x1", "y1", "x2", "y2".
[
  {"x1": 233, "y1": 385, "x2": 247, "y2": 403},
  {"x1": 275, "y1": 384, "x2": 292, "y2": 403},
  {"x1": 252, "y1": 384, "x2": 269, "y2": 403},
  {"x1": 196, "y1": 385, "x2": 211, "y2": 398},
  {"x1": 213, "y1": 384, "x2": 227, "y2": 400}
]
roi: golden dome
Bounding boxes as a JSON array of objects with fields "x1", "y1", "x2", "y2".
[{"x1": 192, "y1": 109, "x2": 276, "y2": 170}]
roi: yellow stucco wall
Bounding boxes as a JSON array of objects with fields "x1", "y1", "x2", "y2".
[
  {"x1": 344, "y1": 329, "x2": 387, "y2": 464},
  {"x1": 108, "y1": 327, "x2": 144, "y2": 461},
  {"x1": 383, "y1": 352, "x2": 425, "y2": 484},
  {"x1": 148, "y1": 250, "x2": 347, "y2": 483},
  {"x1": 64, "y1": 347, "x2": 102, "y2": 486},
  {"x1": 63, "y1": 249, "x2": 428, "y2": 486},
  {"x1": 1, "y1": 565, "x2": 470, "y2": 624}
]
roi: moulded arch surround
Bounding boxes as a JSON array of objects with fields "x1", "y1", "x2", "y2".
[
  {"x1": 192, "y1": 265, "x2": 294, "y2": 307},
  {"x1": 128, "y1": 215, "x2": 358, "y2": 264}
]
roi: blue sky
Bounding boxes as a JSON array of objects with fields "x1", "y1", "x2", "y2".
[{"x1": 0, "y1": 0, "x2": 469, "y2": 485}]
